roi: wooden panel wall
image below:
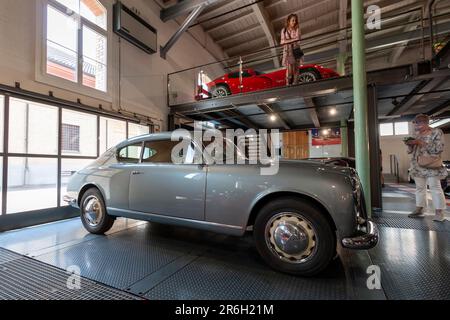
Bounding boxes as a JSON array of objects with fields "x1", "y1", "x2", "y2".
[{"x1": 282, "y1": 131, "x2": 309, "y2": 159}]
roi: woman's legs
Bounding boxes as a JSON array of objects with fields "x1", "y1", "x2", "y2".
[
  {"x1": 286, "y1": 64, "x2": 294, "y2": 85},
  {"x1": 292, "y1": 60, "x2": 300, "y2": 85},
  {"x1": 409, "y1": 176, "x2": 426, "y2": 217},
  {"x1": 427, "y1": 176, "x2": 447, "y2": 221}
]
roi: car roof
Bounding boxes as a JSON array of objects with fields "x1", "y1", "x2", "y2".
[{"x1": 116, "y1": 131, "x2": 192, "y2": 149}]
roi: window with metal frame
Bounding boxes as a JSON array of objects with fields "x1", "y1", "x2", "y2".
[
  {"x1": 61, "y1": 123, "x2": 81, "y2": 153},
  {"x1": 45, "y1": 0, "x2": 108, "y2": 92}
]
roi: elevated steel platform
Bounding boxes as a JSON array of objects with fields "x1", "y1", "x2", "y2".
[{"x1": 169, "y1": 62, "x2": 450, "y2": 130}]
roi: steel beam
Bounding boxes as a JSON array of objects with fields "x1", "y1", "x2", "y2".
[
  {"x1": 387, "y1": 77, "x2": 450, "y2": 116},
  {"x1": 367, "y1": 85, "x2": 382, "y2": 210},
  {"x1": 161, "y1": 0, "x2": 219, "y2": 22},
  {"x1": 161, "y1": 4, "x2": 206, "y2": 59},
  {"x1": 427, "y1": 99, "x2": 450, "y2": 117},
  {"x1": 223, "y1": 109, "x2": 260, "y2": 129},
  {"x1": 257, "y1": 104, "x2": 290, "y2": 129},
  {"x1": 304, "y1": 98, "x2": 321, "y2": 128},
  {"x1": 251, "y1": 2, "x2": 280, "y2": 68}
]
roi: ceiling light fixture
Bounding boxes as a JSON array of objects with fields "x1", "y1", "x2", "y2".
[{"x1": 270, "y1": 114, "x2": 277, "y2": 122}]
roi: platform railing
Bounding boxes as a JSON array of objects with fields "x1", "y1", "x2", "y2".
[{"x1": 167, "y1": 6, "x2": 450, "y2": 107}]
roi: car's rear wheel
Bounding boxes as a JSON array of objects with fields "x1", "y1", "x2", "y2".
[
  {"x1": 211, "y1": 85, "x2": 230, "y2": 98},
  {"x1": 298, "y1": 69, "x2": 320, "y2": 83},
  {"x1": 80, "y1": 188, "x2": 114, "y2": 234},
  {"x1": 254, "y1": 197, "x2": 336, "y2": 276}
]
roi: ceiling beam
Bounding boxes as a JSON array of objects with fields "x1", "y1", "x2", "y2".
[
  {"x1": 251, "y1": 2, "x2": 280, "y2": 69},
  {"x1": 199, "y1": 0, "x2": 241, "y2": 20},
  {"x1": 216, "y1": 23, "x2": 261, "y2": 44},
  {"x1": 427, "y1": 99, "x2": 450, "y2": 117},
  {"x1": 257, "y1": 104, "x2": 290, "y2": 130},
  {"x1": 205, "y1": 9, "x2": 253, "y2": 33},
  {"x1": 270, "y1": 103, "x2": 294, "y2": 129},
  {"x1": 223, "y1": 109, "x2": 260, "y2": 129},
  {"x1": 271, "y1": 0, "x2": 333, "y2": 24},
  {"x1": 200, "y1": 112, "x2": 240, "y2": 129},
  {"x1": 387, "y1": 77, "x2": 450, "y2": 116},
  {"x1": 305, "y1": 98, "x2": 321, "y2": 128},
  {"x1": 389, "y1": 11, "x2": 422, "y2": 65},
  {"x1": 161, "y1": 0, "x2": 220, "y2": 22}
]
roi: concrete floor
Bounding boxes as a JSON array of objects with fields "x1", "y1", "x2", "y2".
[{"x1": 0, "y1": 183, "x2": 448, "y2": 300}]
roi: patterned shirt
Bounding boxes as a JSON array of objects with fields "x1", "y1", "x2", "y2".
[{"x1": 407, "y1": 128, "x2": 448, "y2": 179}]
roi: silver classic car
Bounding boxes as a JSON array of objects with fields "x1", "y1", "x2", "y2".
[{"x1": 64, "y1": 132, "x2": 378, "y2": 276}]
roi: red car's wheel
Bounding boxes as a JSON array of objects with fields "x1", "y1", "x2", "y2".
[
  {"x1": 298, "y1": 69, "x2": 321, "y2": 83},
  {"x1": 212, "y1": 85, "x2": 230, "y2": 98}
]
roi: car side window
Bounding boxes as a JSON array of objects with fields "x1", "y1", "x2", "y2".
[
  {"x1": 142, "y1": 140, "x2": 186, "y2": 164},
  {"x1": 228, "y1": 71, "x2": 251, "y2": 79},
  {"x1": 117, "y1": 143, "x2": 142, "y2": 164}
]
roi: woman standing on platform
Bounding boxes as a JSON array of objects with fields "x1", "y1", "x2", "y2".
[
  {"x1": 405, "y1": 114, "x2": 448, "y2": 222},
  {"x1": 281, "y1": 14, "x2": 303, "y2": 86}
]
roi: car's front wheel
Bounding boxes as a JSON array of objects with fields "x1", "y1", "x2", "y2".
[
  {"x1": 254, "y1": 197, "x2": 336, "y2": 276},
  {"x1": 211, "y1": 85, "x2": 230, "y2": 98},
  {"x1": 298, "y1": 69, "x2": 320, "y2": 83},
  {"x1": 80, "y1": 188, "x2": 115, "y2": 234}
]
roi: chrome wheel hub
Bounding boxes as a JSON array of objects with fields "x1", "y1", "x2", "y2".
[
  {"x1": 83, "y1": 195, "x2": 103, "y2": 227},
  {"x1": 266, "y1": 213, "x2": 317, "y2": 263}
]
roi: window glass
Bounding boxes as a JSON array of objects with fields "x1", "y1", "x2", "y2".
[
  {"x1": 47, "y1": 5, "x2": 78, "y2": 82},
  {"x1": 394, "y1": 122, "x2": 409, "y2": 135},
  {"x1": 228, "y1": 72, "x2": 239, "y2": 79},
  {"x1": 379, "y1": 123, "x2": 394, "y2": 136},
  {"x1": 128, "y1": 123, "x2": 150, "y2": 138},
  {"x1": 142, "y1": 140, "x2": 181, "y2": 163},
  {"x1": 7, "y1": 157, "x2": 58, "y2": 214},
  {"x1": 60, "y1": 158, "x2": 93, "y2": 204},
  {"x1": 118, "y1": 143, "x2": 142, "y2": 164},
  {"x1": 54, "y1": 0, "x2": 79, "y2": 13},
  {"x1": 80, "y1": 0, "x2": 107, "y2": 30},
  {"x1": 46, "y1": 1, "x2": 107, "y2": 90},
  {"x1": 9, "y1": 98, "x2": 58, "y2": 155},
  {"x1": 99, "y1": 117, "x2": 126, "y2": 154},
  {"x1": 83, "y1": 26, "x2": 107, "y2": 91},
  {"x1": 62, "y1": 109, "x2": 97, "y2": 156}
]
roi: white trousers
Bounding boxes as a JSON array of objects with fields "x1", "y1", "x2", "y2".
[{"x1": 414, "y1": 176, "x2": 447, "y2": 210}]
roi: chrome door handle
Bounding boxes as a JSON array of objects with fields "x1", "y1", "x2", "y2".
[{"x1": 132, "y1": 171, "x2": 143, "y2": 175}]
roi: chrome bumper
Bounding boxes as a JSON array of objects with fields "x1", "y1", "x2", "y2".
[
  {"x1": 63, "y1": 195, "x2": 78, "y2": 207},
  {"x1": 341, "y1": 221, "x2": 379, "y2": 250}
]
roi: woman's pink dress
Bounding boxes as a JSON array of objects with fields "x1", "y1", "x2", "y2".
[{"x1": 281, "y1": 27, "x2": 300, "y2": 67}]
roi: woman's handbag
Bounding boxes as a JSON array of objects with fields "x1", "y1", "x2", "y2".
[
  {"x1": 293, "y1": 47, "x2": 304, "y2": 60},
  {"x1": 418, "y1": 155, "x2": 443, "y2": 169}
]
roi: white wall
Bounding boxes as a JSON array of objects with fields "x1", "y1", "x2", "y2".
[{"x1": 0, "y1": 0, "x2": 226, "y2": 130}]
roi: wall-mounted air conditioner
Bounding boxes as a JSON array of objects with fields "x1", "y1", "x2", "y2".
[{"x1": 113, "y1": 2, "x2": 157, "y2": 54}]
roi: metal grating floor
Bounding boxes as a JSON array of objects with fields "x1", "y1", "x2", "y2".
[
  {"x1": 0, "y1": 190, "x2": 448, "y2": 301},
  {"x1": 373, "y1": 215, "x2": 450, "y2": 232},
  {"x1": 368, "y1": 227, "x2": 450, "y2": 300},
  {"x1": 0, "y1": 248, "x2": 140, "y2": 300}
]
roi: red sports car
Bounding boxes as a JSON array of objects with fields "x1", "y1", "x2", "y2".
[{"x1": 195, "y1": 64, "x2": 340, "y2": 99}]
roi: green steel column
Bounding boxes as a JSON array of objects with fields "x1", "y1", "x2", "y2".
[
  {"x1": 351, "y1": 0, "x2": 372, "y2": 217},
  {"x1": 337, "y1": 53, "x2": 347, "y2": 76},
  {"x1": 341, "y1": 119, "x2": 348, "y2": 157}
]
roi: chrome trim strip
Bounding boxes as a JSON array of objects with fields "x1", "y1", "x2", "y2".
[{"x1": 107, "y1": 207, "x2": 244, "y2": 236}]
